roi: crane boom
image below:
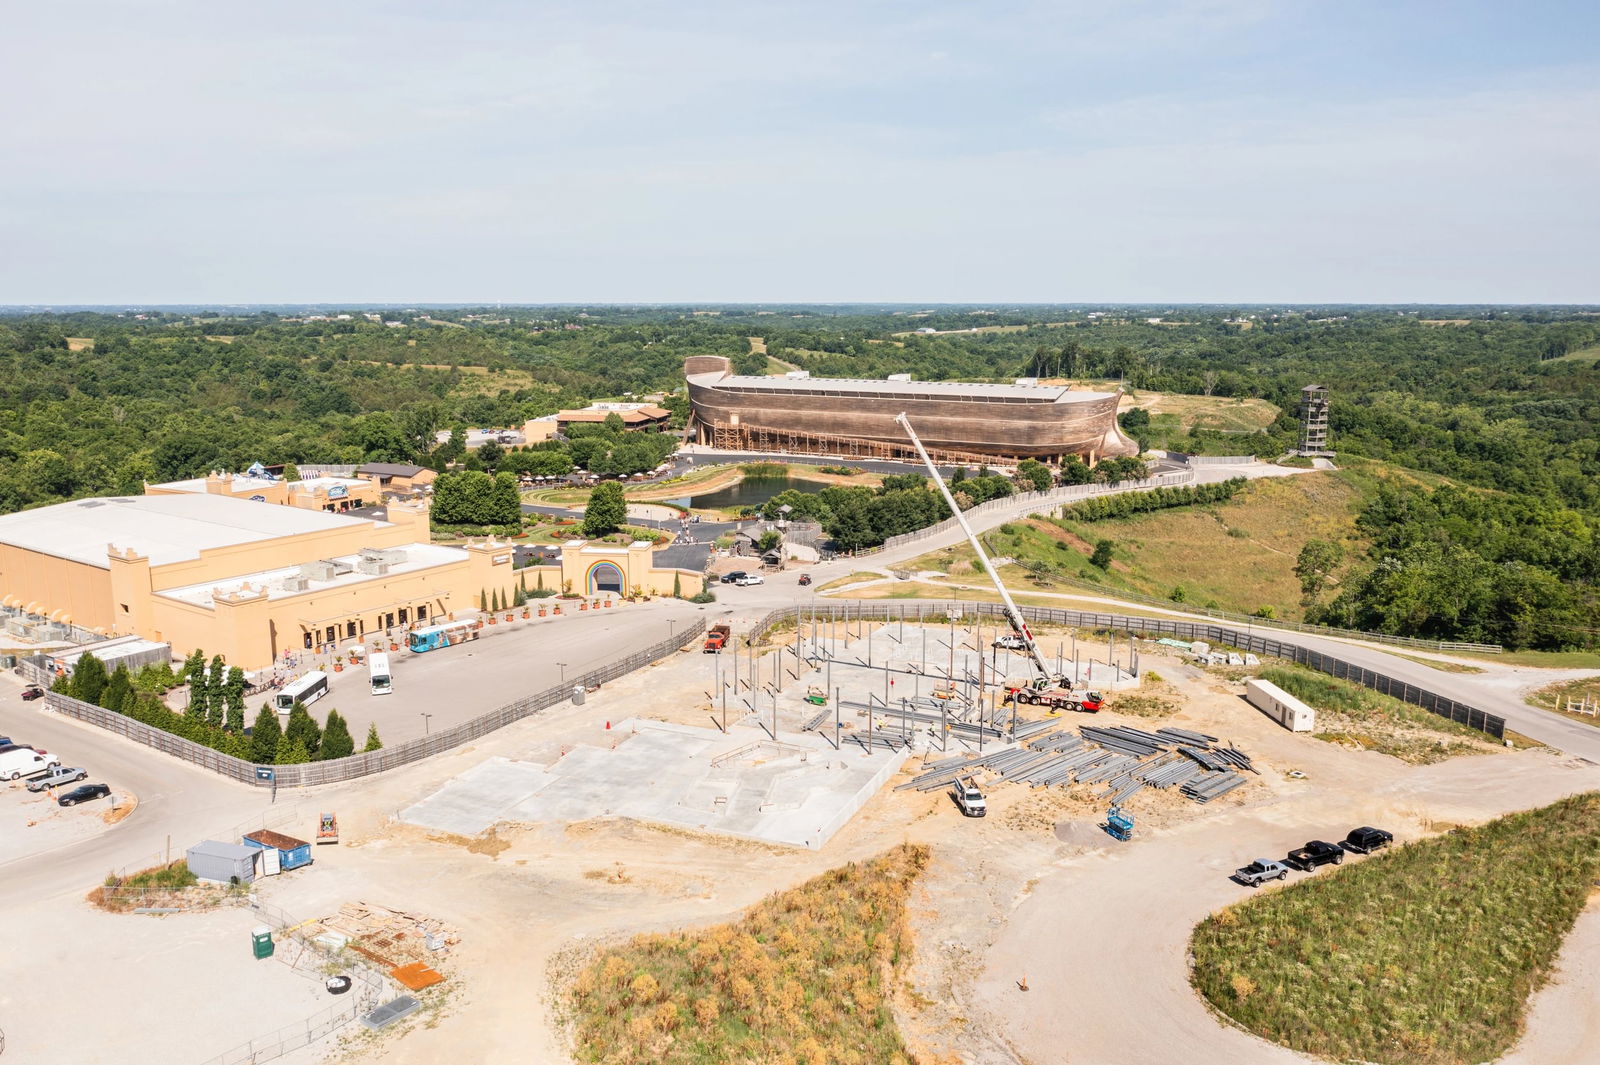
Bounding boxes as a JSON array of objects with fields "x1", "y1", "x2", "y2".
[{"x1": 895, "y1": 413, "x2": 1054, "y2": 682}]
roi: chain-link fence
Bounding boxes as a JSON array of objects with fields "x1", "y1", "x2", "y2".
[
  {"x1": 750, "y1": 602, "x2": 1506, "y2": 740},
  {"x1": 196, "y1": 898, "x2": 393, "y2": 1065}
]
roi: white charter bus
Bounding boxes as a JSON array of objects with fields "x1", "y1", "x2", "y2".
[
  {"x1": 274, "y1": 670, "x2": 330, "y2": 713},
  {"x1": 368, "y1": 653, "x2": 393, "y2": 696}
]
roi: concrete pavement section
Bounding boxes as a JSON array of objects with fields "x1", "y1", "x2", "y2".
[{"x1": 400, "y1": 719, "x2": 905, "y2": 848}]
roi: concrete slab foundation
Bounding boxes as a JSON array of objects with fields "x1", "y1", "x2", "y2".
[{"x1": 400, "y1": 719, "x2": 905, "y2": 849}]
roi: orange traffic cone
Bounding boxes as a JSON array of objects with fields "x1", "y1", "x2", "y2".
[{"x1": 605, "y1": 720, "x2": 611, "y2": 730}]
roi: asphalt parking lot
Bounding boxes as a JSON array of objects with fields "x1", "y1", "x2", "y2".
[{"x1": 277, "y1": 599, "x2": 707, "y2": 747}]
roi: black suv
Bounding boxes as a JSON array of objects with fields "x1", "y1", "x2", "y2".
[
  {"x1": 719, "y1": 571, "x2": 747, "y2": 585},
  {"x1": 1343, "y1": 826, "x2": 1394, "y2": 854},
  {"x1": 57, "y1": 783, "x2": 112, "y2": 807},
  {"x1": 1285, "y1": 840, "x2": 1344, "y2": 871}
]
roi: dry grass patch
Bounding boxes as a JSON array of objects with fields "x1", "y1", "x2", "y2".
[
  {"x1": 1260, "y1": 665, "x2": 1501, "y2": 763},
  {"x1": 817, "y1": 571, "x2": 886, "y2": 592},
  {"x1": 1192, "y1": 793, "x2": 1600, "y2": 1065},
  {"x1": 1526, "y1": 675, "x2": 1600, "y2": 727},
  {"x1": 567, "y1": 843, "x2": 928, "y2": 1065}
]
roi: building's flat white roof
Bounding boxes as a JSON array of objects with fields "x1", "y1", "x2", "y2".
[
  {"x1": 293, "y1": 476, "x2": 369, "y2": 491},
  {"x1": 153, "y1": 474, "x2": 279, "y2": 494},
  {"x1": 156, "y1": 542, "x2": 468, "y2": 609},
  {"x1": 53, "y1": 635, "x2": 169, "y2": 666},
  {"x1": 698, "y1": 372, "x2": 1114, "y2": 402},
  {"x1": 0, "y1": 494, "x2": 395, "y2": 569}
]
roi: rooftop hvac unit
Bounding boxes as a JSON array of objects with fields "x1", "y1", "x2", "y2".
[
  {"x1": 358, "y1": 547, "x2": 407, "y2": 565},
  {"x1": 300, "y1": 561, "x2": 337, "y2": 581},
  {"x1": 356, "y1": 559, "x2": 391, "y2": 576},
  {"x1": 5, "y1": 619, "x2": 29, "y2": 637},
  {"x1": 278, "y1": 576, "x2": 311, "y2": 593}
]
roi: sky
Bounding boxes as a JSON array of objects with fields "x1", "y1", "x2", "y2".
[{"x1": 3, "y1": 0, "x2": 1597, "y2": 304}]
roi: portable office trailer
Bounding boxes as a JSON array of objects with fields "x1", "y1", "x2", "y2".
[
  {"x1": 242, "y1": 829, "x2": 314, "y2": 873},
  {"x1": 1244, "y1": 678, "x2": 1316, "y2": 733},
  {"x1": 186, "y1": 840, "x2": 261, "y2": 884}
]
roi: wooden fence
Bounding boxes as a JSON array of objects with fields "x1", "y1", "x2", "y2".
[{"x1": 44, "y1": 620, "x2": 707, "y2": 788}]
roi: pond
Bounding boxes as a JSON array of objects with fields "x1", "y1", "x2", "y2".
[{"x1": 668, "y1": 474, "x2": 829, "y2": 511}]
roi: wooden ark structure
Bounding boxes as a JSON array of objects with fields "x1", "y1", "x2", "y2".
[{"x1": 684, "y1": 356, "x2": 1138, "y2": 465}]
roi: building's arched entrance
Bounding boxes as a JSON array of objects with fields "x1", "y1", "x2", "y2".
[{"x1": 586, "y1": 561, "x2": 625, "y2": 595}]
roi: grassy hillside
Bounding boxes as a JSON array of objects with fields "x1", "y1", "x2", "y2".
[
  {"x1": 922, "y1": 469, "x2": 1377, "y2": 619},
  {"x1": 1191, "y1": 793, "x2": 1600, "y2": 1065},
  {"x1": 567, "y1": 844, "x2": 928, "y2": 1065}
]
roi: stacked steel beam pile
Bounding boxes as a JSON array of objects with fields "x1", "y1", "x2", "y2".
[{"x1": 895, "y1": 721, "x2": 1258, "y2": 806}]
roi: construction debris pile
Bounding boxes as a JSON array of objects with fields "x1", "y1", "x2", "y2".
[
  {"x1": 306, "y1": 901, "x2": 458, "y2": 991},
  {"x1": 896, "y1": 724, "x2": 1256, "y2": 806}
]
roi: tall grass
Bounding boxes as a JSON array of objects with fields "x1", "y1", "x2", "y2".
[
  {"x1": 1261, "y1": 663, "x2": 1491, "y2": 762},
  {"x1": 1191, "y1": 793, "x2": 1600, "y2": 1065},
  {"x1": 568, "y1": 843, "x2": 929, "y2": 1065}
]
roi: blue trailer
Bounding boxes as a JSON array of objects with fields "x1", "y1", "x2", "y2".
[{"x1": 243, "y1": 829, "x2": 314, "y2": 873}]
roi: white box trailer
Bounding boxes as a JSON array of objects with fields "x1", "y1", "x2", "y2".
[{"x1": 1245, "y1": 678, "x2": 1316, "y2": 733}]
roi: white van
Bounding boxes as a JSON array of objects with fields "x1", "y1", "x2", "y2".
[{"x1": 0, "y1": 747, "x2": 61, "y2": 781}]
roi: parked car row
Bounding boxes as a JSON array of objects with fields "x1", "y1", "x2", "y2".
[
  {"x1": 718, "y1": 571, "x2": 765, "y2": 586},
  {"x1": 1234, "y1": 826, "x2": 1394, "y2": 887},
  {"x1": 1, "y1": 725, "x2": 112, "y2": 807}
]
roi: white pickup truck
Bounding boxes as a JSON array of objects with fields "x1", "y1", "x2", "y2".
[
  {"x1": 951, "y1": 777, "x2": 988, "y2": 818},
  {"x1": 27, "y1": 765, "x2": 88, "y2": 792},
  {"x1": 0, "y1": 747, "x2": 61, "y2": 781}
]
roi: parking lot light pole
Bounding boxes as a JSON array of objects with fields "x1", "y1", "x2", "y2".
[
  {"x1": 421, "y1": 712, "x2": 432, "y2": 736},
  {"x1": 558, "y1": 662, "x2": 567, "y2": 685}
]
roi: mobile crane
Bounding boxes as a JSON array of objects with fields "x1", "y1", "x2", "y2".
[{"x1": 895, "y1": 413, "x2": 1101, "y2": 715}]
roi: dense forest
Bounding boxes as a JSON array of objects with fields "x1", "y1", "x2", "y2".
[{"x1": 2, "y1": 304, "x2": 1596, "y2": 646}]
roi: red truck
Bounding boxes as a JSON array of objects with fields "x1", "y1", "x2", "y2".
[
  {"x1": 703, "y1": 624, "x2": 731, "y2": 654},
  {"x1": 1005, "y1": 684, "x2": 1104, "y2": 714}
]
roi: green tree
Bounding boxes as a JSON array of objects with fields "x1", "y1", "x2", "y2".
[
  {"x1": 319, "y1": 709, "x2": 355, "y2": 760},
  {"x1": 363, "y1": 722, "x2": 384, "y2": 752},
  {"x1": 1295, "y1": 539, "x2": 1344, "y2": 602},
  {"x1": 756, "y1": 530, "x2": 782, "y2": 553},
  {"x1": 1017, "y1": 459, "x2": 1054, "y2": 492},
  {"x1": 276, "y1": 736, "x2": 311, "y2": 765},
  {"x1": 206, "y1": 654, "x2": 228, "y2": 728},
  {"x1": 1090, "y1": 539, "x2": 1115, "y2": 569},
  {"x1": 281, "y1": 463, "x2": 301, "y2": 482},
  {"x1": 72, "y1": 652, "x2": 109, "y2": 706},
  {"x1": 583, "y1": 480, "x2": 628, "y2": 537},
  {"x1": 477, "y1": 439, "x2": 504, "y2": 468},
  {"x1": 250, "y1": 706, "x2": 282, "y2": 763},
  {"x1": 102, "y1": 664, "x2": 134, "y2": 712},
  {"x1": 283, "y1": 699, "x2": 322, "y2": 757},
  {"x1": 224, "y1": 666, "x2": 247, "y2": 732}
]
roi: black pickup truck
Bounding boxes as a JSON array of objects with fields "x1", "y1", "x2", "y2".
[
  {"x1": 1286, "y1": 840, "x2": 1345, "y2": 871},
  {"x1": 1343, "y1": 826, "x2": 1394, "y2": 854}
]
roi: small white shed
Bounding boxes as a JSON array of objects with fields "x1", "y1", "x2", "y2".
[{"x1": 1245, "y1": 678, "x2": 1316, "y2": 733}]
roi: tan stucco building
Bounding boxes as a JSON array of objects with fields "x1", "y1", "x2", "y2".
[
  {"x1": 0, "y1": 494, "x2": 526, "y2": 671},
  {"x1": 146, "y1": 471, "x2": 383, "y2": 513}
]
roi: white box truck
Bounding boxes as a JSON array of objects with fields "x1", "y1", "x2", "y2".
[
  {"x1": 1245, "y1": 678, "x2": 1315, "y2": 733},
  {"x1": 0, "y1": 747, "x2": 62, "y2": 780}
]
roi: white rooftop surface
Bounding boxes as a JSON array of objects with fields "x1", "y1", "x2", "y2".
[
  {"x1": 54, "y1": 635, "x2": 169, "y2": 665},
  {"x1": 0, "y1": 494, "x2": 396, "y2": 569},
  {"x1": 157, "y1": 542, "x2": 467, "y2": 608},
  {"x1": 151, "y1": 474, "x2": 279, "y2": 494},
  {"x1": 696, "y1": 371, "x2": 1115, "y2": 402},
  {"x1": 293, "y1": 476, "x2": 369, "y2": 491},
  {"x1": 400, "y1": 720, "x2": 906, "y2": 848}
]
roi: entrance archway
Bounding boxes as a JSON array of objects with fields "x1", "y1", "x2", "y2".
[{"x1": 586, "y1": 560, "x2": 625, "y2": 596}]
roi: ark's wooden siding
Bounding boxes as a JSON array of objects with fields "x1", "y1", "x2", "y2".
[{"x1": 687, "y1": 377, "x2": 1138, "y2": 461}]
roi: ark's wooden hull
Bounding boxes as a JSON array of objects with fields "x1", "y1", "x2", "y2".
[{"x1": 686, "y1": 372, "x2": 1138, "y2": 462}]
